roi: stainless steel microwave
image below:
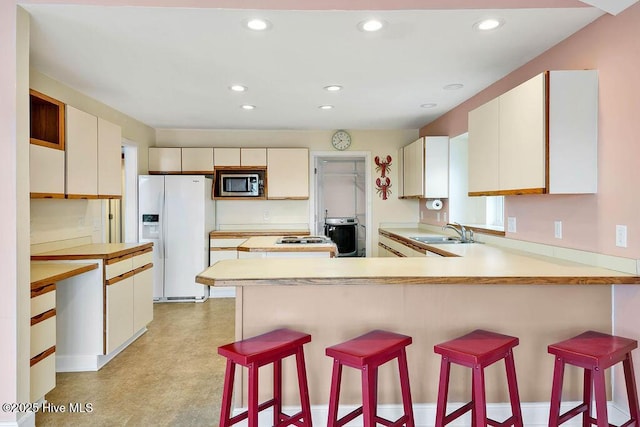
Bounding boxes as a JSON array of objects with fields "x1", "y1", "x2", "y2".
[{"x1": 219, "y1": 173, "x2": 260, "y2": 197}]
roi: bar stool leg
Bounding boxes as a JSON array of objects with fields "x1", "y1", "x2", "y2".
[
  {"x1": 248, "y1": 363, "x2": 259, "y2": 427},
  {"x1": 623, "y1": 353, "x2": 640, "y2": 424},
  {"x1": 219, "y1": 360, "x2": 236, "y2": 427},
  {"x1": 471, "y1": 371, "x2": 477, "y2": 427},
  {"x1": 295, "y1": 347, "x2": 313, "y2": 426},
  {"x1": 327, "y1": 359, "x2": 343, "y2": 427},
  {"x1": 398, "y1": 348, "x2": 415, "y2": 427},
  {"x1": 504, "y1": 351, "x2": 523, "y2": 427},
  {"x1": 593, "y1": 367, "x2": 609, "y2": 427},
  {"x1": 472, "y1": 365, "x2": 487, "y2": 427},
  {"x1": 582, "y1": 368, "x2": 592, "y2": 427},
  {"x1": 361, "y1": 364, "x2": 378, "y2": 427},
  {"x1": 549, "y1": 357, "x2": 565, "y2": 427},
  {"x1": 273, "y1": 358, "x2": 282, "y2": 426},
  {"x1": 435, "y1": 357, "x2": 451, "y2": 427}
]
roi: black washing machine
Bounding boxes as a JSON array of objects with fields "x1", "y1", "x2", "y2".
[{"x1": 324, "y1": 217, "x2": 358, "y2": 257}]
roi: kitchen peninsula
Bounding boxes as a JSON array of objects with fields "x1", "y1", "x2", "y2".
[
  {"x1": 196, "y1": 238, "x2": 640, "y2": 413},
  {"x1": 31, "y1": 242, "x2": 153, "y2": 372}
]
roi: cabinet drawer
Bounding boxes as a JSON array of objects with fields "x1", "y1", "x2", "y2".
[
  {"x1": 30, "y1": 348, "x2": 56, "y2": 401},
  {"x1": 31, "y1": 283, "x2": 56, "y2": 318},
  {"x1": 31, "y1": 312, "x2": 56, "y2": 359},
  {"x1": 132, "y1": 251, "x2": 153, "y2": 269},
  {"x1": 105, "y1": 256, "x2": 133, "y2": 280},
  {"x1": 210, "y1": 238, "x2": 246, "y2": 248}
]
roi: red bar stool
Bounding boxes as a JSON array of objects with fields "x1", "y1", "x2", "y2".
[
  {"x1": 548, "y1": 330, "x2": 640, "y2": 427},
  {"x1": 217, "y1": 328, "x2": 313, "y2": 427},
  {"x1": 434, "y1": 329, "x2": 523, "y2": 427},
  {"x1": 325, "y1": 329, "x2": 415, "y2": 427}
]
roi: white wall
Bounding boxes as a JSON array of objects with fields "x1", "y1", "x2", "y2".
[{"x1": 156, "y1": 128, "x2": 420, "y2": 251}]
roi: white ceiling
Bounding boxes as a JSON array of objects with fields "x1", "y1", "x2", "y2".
[{"x1": 24, "y1": 4, "x2": 606, "y2": 130}]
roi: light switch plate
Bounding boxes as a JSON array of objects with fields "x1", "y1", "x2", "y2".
[{"x1": 507, "y1": 217, "x2": 517, "y2": 233}]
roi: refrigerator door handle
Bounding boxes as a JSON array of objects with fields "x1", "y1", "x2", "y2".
[{"x1": 162, "y1": 191, "x2": 168, "y2": 259}]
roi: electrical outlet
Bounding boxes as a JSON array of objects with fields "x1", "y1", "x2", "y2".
[
  {"x1": 436, "y1": 212, "x2": 440, "y2": 222},
  {"x1": 263, "y1": 210, "x2": 270, "y2": 222},
  {"x1": 507, "y1": 217, "x2": 517, "y2": 233},
  {"x1": 554, "y1": 221, "x2": 562, "y2": 239},
  {"x1": 616, "y1": 224, "x2": 627, "y2": 248},
  {"x1": 420, "y1": 210, "x2": 424, "y2": 220}
]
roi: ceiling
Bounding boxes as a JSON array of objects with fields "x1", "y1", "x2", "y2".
[{"x1": 23, "y1": 2, "x2": 608, "y2": 131}]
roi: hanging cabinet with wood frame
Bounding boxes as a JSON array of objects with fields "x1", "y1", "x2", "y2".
[
  {"x1": 65, "y1": 105, "x2": 122, "y2": 199},
  {"x1": 468, "y1": 70, "x2": 598, "y2": 196},
  {"x1": 400, "y1": 136, "x2": 449, "y2": 199},
  {"x1": 29, "y1": 90, "x2": 66, "y2": 198}
]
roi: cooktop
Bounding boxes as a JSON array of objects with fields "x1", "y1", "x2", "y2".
[{"x1": 276, "y1": 236, "x2": 333, "y2": 244}]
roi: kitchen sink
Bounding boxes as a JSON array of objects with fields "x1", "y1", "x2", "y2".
[{"x1": 410, "y1": 236, "x2": 466, "y2": 244}]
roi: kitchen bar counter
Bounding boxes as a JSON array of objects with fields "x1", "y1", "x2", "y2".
[
  {"x1": 210, "y1": 229, "x2": 310, "y2": 238},
  {"x1": 196, "y1": 235, "x2": 639, "y2": 416}
]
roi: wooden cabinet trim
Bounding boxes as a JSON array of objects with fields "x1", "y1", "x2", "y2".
[
  {"x1": 105, "y1": 253, "x2": 133, "y2": 266},
  {"x1": 106, "y1": 269, "x2": 135, "y2": 286},
  {"x1": 468, "y1": 188, "x2": 545, "y2": 197},
  {"x1": 31, "y1": 308, "x2": 56, "y2": 326},
  {"x1": 29, "y1": 89, "x2": 65, "y2": 151},
  {"x1": 31, "y1": 283, "x2": 56, "y2": 299},
  {"x1": 133, "y1": 263, "x2": 153, "y2": 276},
  {"x1": 378, "y1": 242, "x2": 406, "y2": 257},
  {"x1": 30, "y1": 192, "x2": 66, "y2": 199},
  {"x1": 30, "y1": 346, "x2": 56, "y2": 367},
  {"x1": 66, "y1": 194, "x2": 100, "y2": 200}
]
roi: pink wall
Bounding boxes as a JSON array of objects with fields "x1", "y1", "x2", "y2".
[{"x1": 420, "y1": 3, "x2": 640, "y2": 259}]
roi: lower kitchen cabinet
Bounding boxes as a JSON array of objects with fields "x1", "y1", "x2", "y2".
[
  {"x1": 209, "y1": 237, "x2": 244, "y2": 298},
  {"x1": 30, "y1": 283, "x2": 56, "y2": 401},
  {"x1": 378, "y1": 230, "x2": 443, "y2": 257},
  {"x1": 106, "y1": 276, "x2": 134, "y2": 354}
]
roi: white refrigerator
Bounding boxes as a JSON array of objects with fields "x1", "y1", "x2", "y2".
[{"x1": 138, "y1": 175, "x2": 214, "y2": 301}]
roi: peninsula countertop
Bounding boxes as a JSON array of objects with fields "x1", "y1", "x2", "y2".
[
  {"x1": 236, "y1": 236, "x2": 337, "y2": 256},
  {"x1": 197, "y1": 226, "x2": 640, "y2": 286}
]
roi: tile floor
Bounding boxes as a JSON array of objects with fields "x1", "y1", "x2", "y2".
[{"x1": 36, "y1": 298, "x2": 235, "y2": 426}]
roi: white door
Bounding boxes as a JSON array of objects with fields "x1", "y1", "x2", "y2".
[
  {"x1": 138, "y1": 175, "x2": 165, "y2": 299},
  {"x1": 164, "y1": 176, "x2": 207, "y2": 299}
]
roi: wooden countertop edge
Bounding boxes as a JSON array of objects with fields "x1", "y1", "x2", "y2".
[
  {"x1": 30, "y1": 263, "x2": 99, "y2": 289},
  {"x1": 210, "y1": 230, "x2": 310, "y2": 238},
  {"x1": 236, "y1": 245, "x2": 337, "y2": 254},
  {"x1": 196, "y1": 275, "x2": 640, "y2": 287},
  {"x1": 30, "y1": 242, "x2": 154, "y2": 261}
]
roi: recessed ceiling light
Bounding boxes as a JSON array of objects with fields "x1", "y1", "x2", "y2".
[
  {"x1": 358, "y1": 19, "x2": 385, "y2": 32},
  {"x1": 319, "y1": 105, "x2": 334, "y2": 110},
  {"x1": 230, "y1": 85, "x2": 247, "y2": 92},
  {"x1": 241, "y1": 105, "x2": 256, "y2": 110},
  {"x1": 473, "y1": 18, "x2": 504, "y2": 31},
  {"x1": 420, "y1": 103, "x2": 437, "y2": 109},
  {"x1": 443, "y1": 83, "x2": 464, "y2": 90},
  {"x1": 324, "y1": 85, "x2": 343, "y2": 92},
  {"x1": 245, "y1": 18, "x2": 271, "y2": 31}
]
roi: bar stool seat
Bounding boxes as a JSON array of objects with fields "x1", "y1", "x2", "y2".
[
  {"x1": 326, "y1": 329, "x2": 415, "y2": 427},
  {"x1": 434, "y1": 329, "x2": 523, "y2": 427},
  {"x1": 548, "y1": 330, "x2": 640, "y2": 427},
  {"x1": 218, "y1": 328, "x2": 313, "y2": 427}
]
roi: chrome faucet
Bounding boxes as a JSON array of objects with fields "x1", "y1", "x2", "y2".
[{"x1": 442, "y1": 222, "x2": 473, "y2": 242}]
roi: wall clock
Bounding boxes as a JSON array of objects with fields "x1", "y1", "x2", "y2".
[{"x1": 331, "y1": 130, "x2": 352, "y2": 151}]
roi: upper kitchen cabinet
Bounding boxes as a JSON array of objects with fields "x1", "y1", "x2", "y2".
[
  {"x1": 267, "y1": 148, "x2": 309, "y2": 199},
  {"x1": 30, "y1": 89, "x2": 65, "y2": 150},
  {"x1": 181, "y1": 148, "x2": 214, "y2": 174},
  {"x1": 66, "y1": 106, "x2": 122, "y2": 198},
  {"x1": 468, "y1": 70, "x2": 598, "y2": 196},
  {"x1": 29, "y1": 90, "x2": 65, "y2": 198},
  {"x1": 401, "y1": 137, "x2": 449, "y2": 199},
  {"x1": 148, "y1": 147, "x2": 181, "y2": 174},
  {"x1": 397, "y1": 146, "x2": 405, "y2": 198},
  {"x1": 213, "y1": 147, "x2": 267, "y2": 167}
]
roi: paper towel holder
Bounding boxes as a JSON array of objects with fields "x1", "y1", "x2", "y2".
[{"x1": 425, "y1": 199, "x2": 443, "y2": 210}]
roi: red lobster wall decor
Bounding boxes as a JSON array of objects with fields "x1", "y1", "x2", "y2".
[{"x1": 375, "y1": 155, "x2": 392, "y2": 200}]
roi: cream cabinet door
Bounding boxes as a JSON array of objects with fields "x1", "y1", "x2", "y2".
[
  {"x1": 468, "y1": 97, "x2": 500, "y2": 194},
  {"x1": 424, "y1": 136, "x2": 449, "y2": 198},
  {"x1": 403, "y1": 138, "x2": 424, "y2": 197},
  {"x1": 149, "y1": 147, "x2": 181, "y2": 173},
  {"x1": 267, "y1": 148, "x2": 309, "y2": 199},
  {"x1": 182, "y1": 147, "x2": 214, "y2": 174},
  {"x1": 66, "y1": 106, "x2": 98, "y2": 197},
  {"x1": 97, "y1": 118, "x2": 122, "y2": 197},
  {"x1": 214, "y1": 148, "x2": 240, "y2": 166},
  {"x1": 241, "y1": 148, "x2": 267, "y2": 166},
  {"x1": 133, "y1": 267, "x2": 153, "y2": 332},
  {"x1": 499, "y1": 72, "x2": 546, "y2": 192},
  {"x1": 106, "y1": 277, "x2": 134, "y2": 354},
  {"x1": 396, "y1": 146, "x2": 404, "y2": 198},
  {"x1": 30, "y1": 144, "x2": 65, "y2": 197}
]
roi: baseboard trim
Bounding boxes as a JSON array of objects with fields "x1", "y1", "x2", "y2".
[{"x1": 231, "y1": 401, "x2": 631, "y2": 426}]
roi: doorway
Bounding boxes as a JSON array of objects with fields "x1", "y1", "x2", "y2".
[
  {"x1": 311, "y1": 152, "x2": 370, "y2": 257},
  {"x1": 106, "y1": 142, "x2": 138, "y2": 243}
]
